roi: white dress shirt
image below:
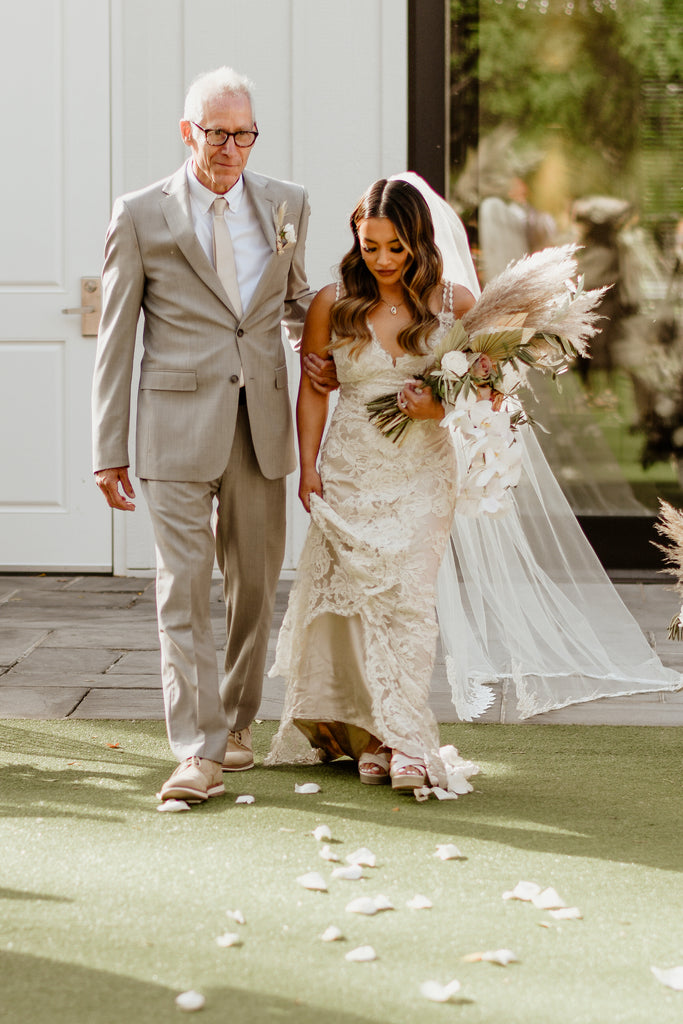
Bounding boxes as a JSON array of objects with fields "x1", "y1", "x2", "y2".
[{"x1": 186, "y1": 162, "x2": 272, "y2": 313}]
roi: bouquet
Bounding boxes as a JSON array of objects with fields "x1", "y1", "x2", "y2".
[
  {"x1": 654, "y1": 500, "x2": 683, "y2": 640},
  {"x1": 366, "y1": 244, "x2": 607, "y2": 516}
]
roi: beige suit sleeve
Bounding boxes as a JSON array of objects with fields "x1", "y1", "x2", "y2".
[
  {"x1": 91, "y1": 199, "x2": 145, "y2": 473},
  {"x1": 282, "y1": 189, "x2": 315, "y2": 350}
]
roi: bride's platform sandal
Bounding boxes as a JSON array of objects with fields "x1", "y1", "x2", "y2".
[
  {"x1": 390, "y1": 752, "x2": 427, "y2": 791},
  {"x1": 358, "y1": 748, "x2": 391, "y2": 785}
]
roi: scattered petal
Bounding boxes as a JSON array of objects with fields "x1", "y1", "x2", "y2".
[
  {"x1": 235, "y1": 795, "x2": 255, "y2": 805},
  {"x1": 175, "y1": 990, "x2": 205, "y2": 1012},
  {"x1": 297, "y1": 872, "x2": 328, "y2": 892},
  {"x1": 215, "y1": 932, "x2": 241, "y2": 948},
  {"x1": 312, "y1": 825, "x2": 332, "y2": 841},
  {"x1": 345, "y1": 945, "x2": 377, "y2": 962},
  {"x1": 373, "y1": 894, "x2": 395, "y2": 911},
  {"x1": 549, "y1": 907, "x2": 582, "y2": 920},
  {"x1": 435, "y1": 844, "x2": 465, "y2": 861},
  {"x1": 295, "y1": 783, "x2": 321, "y2": 794},
  {"x1": 106, "y1": 742, "x2": 121, "y2": 749},
  {"x1": 420, "y1": 980, "x2": 462, "y2": 1003},
  {"x1": 332, "y1": 864, "x2": 364, "y2": 880},
  {"x1": 346, "y1": 847, "x2": 376, "y2": 867},
  {"x1": 414, "y1": 787, "x2": 431, "y2": 802},
  {"x1": 406, "y1": 894, "x2": 433, "y2": 910},
  {"x1": 652, "y1": 966, "x2": 683, "y2": 991},
  {"x1": 157, "y1": 799, "x2": 191, "y2": 812},
  {"x1": 346, "y1": 897, "x2": 379, "y2": 916},
  {"x1": 319, "y1": 844, "x2": 341, "y2": 862},
  {"x1": 226, "y1": 909, "x2": 246, "y2": 925},
  {"x1": 532, "y1": 887, "x2": 566, "y2": 910},
  {"x1": 481, "y1": 949, "x2": 519, "y2": 966},
  {"x1": 431, "y1": 787, "x2": 459, "y2": 800},
  {"x1": 320, "y1": 925, "x2": 344, "y2": 942},
  {"x1": 503, "y1": 881, "x2": 542, "y2": 902}
]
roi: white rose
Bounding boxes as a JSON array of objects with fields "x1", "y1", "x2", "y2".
[
  {"x1": 283, "y1": 223, "x2": 297, "y2": 244},
  {"x1": 440, "y1": 350, "x2": 469, "y2": 376}
]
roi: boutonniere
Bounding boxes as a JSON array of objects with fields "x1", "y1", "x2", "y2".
[{"x1": 274, "y1": 201, "x2": 297, "y2": 254}]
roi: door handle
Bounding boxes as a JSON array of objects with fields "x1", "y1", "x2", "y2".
[{"x1": 61, "y1": 277, "x2": 101, "y2": 336}]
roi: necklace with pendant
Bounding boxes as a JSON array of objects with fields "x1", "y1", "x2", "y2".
[{"x1": 380, "y1": 297, "x2": 404, "y2": 316}]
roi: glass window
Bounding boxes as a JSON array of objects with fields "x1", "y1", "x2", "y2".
[{"x1": 450, "y1": 0, "x2": 683, "y2": 520}]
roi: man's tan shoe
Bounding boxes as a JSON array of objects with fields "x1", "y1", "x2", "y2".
[
  {"x1": 222, "y1": 727, "x2": 254, "y2": 771},
  {"x1": 159, "y1": 756, "x2": 225, "y2": 802}
]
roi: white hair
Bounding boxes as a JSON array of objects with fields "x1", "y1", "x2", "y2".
[{"x1": 183, "y1": 66, "x2": 256, "y2": 124}]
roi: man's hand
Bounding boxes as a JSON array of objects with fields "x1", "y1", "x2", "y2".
[
  {"x1": 303, "y1": 352, "x2": 338, "y2": 394},
  {"x1": 94, "y1": 467, "x2": 136, "y2": 511}
]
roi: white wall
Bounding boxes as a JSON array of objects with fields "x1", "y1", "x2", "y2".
[{"x1": 109, "y1": 0, "x2": 408, "y2": 572}]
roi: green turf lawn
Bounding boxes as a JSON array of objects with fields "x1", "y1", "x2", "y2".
[{"x1": 1, "y1": 720, "x2": 681, "y2": 1024}]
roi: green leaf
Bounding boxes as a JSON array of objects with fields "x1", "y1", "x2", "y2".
[{"x1": 433, "y1": 321, "x2": 468, "y2": 363}]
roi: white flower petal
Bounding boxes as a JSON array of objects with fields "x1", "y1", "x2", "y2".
[
  {"x1": 373, "y1": 894, "x2": 395, "y2": 911},
  {"x1": 235, "y1": 794, "x2": 255, "y2": 805},
  {"x1": 226, "y1": 909, "x2": 246, "y2": 925},
  {"x1": 312, "y1": 825, "x2": 332, "y2": 841},
  {"x1": 156, "y1": 799, "x2": 191, "y2": 812},
  {"x1": 175, "y1": 990, "x2": 205, "y2": 1012},
  {"x1": 345, "y1": 945, "x2": 377, "y2": 962},
  {"x1": 332, "y1": 865, "x2": 364, "y2": 881},
  {"x1": 346, "y1": 847, "x2": 376, "y2": 867},
  {"x1": 532, "y1": 887, "x2": 566, "y2": 910},
  {"x1": 431, "y1": 786, "x2": 459, "y2": 800},
  {"x1": 502, "y1": 881, "x2": 542, "y2": 901},
  {"x1": 414, "y1": 786, "x2": 431, "y2": 802},
  {"x1": 406, "y1": 894, "x2": 433, "y2": 910},
  {"x1": 435, "y1": 844, "x2": 465, "y2": 860},
  {"x1": 215, "y1": 932, "x2": 241, "y2": 948},
  {"x1": 346, "y1": 897, "x2": 378, "y2": 916},
  {"x1": 549, "y1": 907, "x2": 582, "y2": 920},
  {"x1": 320, "y1": 925, "x2": 344, "y2": 942},
  {"x1": 319, "y1": 844, "x2": 341, "y2": 862},
  {"x1": 420, "y1": 980, "x2": 461, "y2": 1003},
  {"x1": 651, "y1": 966, "x2": 683, "y2": 991},
  {"x1": 481, "y1": 949, "x2": 519, "y2": 966},
  {"x1": 297, "y1": 872, "x2": 328, "y2": 892},
  {"x1": 295, "y1": 783, "x2": 321, "y2": 794}
]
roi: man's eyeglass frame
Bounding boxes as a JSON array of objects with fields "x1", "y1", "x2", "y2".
[{"x1": 191, "y1": 123, "x2": 259, "y2": 148}]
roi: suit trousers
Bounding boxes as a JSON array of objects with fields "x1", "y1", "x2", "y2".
[{"x1": 141, "y1": 406, "x2": 287, "y2": 762}]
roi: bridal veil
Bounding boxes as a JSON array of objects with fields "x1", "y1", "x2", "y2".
[{"x1": 391, "y1": 172, "x2": 681, "y2": 720}]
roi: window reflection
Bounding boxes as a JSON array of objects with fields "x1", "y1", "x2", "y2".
[{"x1": 449, "y1": 0, "x2": 683, "y2": 515}]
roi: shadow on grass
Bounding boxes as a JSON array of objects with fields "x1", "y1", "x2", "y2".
[
  {"x1": 0, "y1": 950, "x2": 381, "y2": 1024},
  {"x1": 253, "y1": 726, "x2": 683, "y2": 873},
  {"x1": 2, "y1": 719, "x2": 681, "y2": 873}
]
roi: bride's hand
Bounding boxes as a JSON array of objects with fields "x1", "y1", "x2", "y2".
[
  {"x1": 477, "y1": 385, "x2": 504, "y2": 411},
  {"x1": 398, "y1": 380, "x2": 444, "y2": 421},
  {"x1": 299, "y1": 467, "x2": 323, "y2": 513}
]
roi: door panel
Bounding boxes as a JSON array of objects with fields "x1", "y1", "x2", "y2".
[{"x1": 0, "y1": 1, "x2": 112, "y2": 570}]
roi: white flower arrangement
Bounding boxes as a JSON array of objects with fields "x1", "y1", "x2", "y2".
[
  {"x1": 366, "y1": 244, "x2": 608, "y2": 517},
  {"x1": 275, "y1": 201, "x2": 297, "y2": 253}
]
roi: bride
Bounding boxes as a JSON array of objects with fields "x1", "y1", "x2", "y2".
[{"x1": 266, "y1": 173, "x2": 681, "y2": 792}]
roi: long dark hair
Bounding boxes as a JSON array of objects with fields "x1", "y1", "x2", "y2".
[{"x1": 329, "y1": 178, "x2": 443, "y2": 355}]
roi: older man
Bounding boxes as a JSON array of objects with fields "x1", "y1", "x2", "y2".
[{"x1": 92, "y1": 67, "x2": 317, "y2": 802}]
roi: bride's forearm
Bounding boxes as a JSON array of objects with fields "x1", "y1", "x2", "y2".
[{"x1": 296, "y1": 379, "x2": 329, "y2": 470}]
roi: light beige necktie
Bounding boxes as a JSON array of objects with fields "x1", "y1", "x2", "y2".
[{"x1": 212, "y1": 196, "x2": 242, "y2": 317}]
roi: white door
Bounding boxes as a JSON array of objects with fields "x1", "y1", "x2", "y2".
[{"x1": 0, "y1": 1, "x2": 112, "y2": 571}]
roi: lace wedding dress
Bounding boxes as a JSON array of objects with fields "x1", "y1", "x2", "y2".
[{"x1": 266, "y1": 285, "x2": 471, "y2": 788}]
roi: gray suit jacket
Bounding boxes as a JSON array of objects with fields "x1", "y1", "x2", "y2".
[{"x1": 91, "y1": 164, "x2": 313, "y2": 481}]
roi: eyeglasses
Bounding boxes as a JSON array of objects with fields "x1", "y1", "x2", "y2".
[{"x1": 191, "y1": 123, "x2": 259, "y2": 148}]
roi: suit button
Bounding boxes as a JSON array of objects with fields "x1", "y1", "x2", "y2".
[
  {"x1": 236, "y1": 328, "x2": 244, "y2": 337},
  {"x1": 230, "y1": 374, "x2": 240, "y2": 384}
]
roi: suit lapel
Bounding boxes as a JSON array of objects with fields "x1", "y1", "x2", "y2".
[{"x1": 160, "y1": 164, "x2": 239, "y2": 314}]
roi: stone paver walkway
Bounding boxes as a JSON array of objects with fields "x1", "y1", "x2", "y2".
[{"x1": 1, "y1": 573, "x2": 682, "y2": 725}]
